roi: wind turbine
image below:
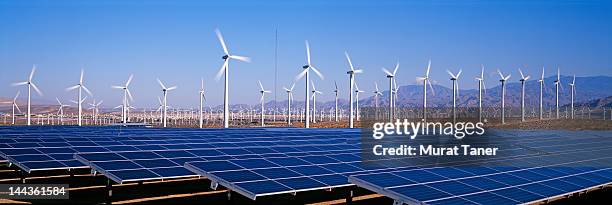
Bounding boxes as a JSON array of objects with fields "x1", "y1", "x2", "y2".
[
  {"x1": 89, "y1": 99, "x2": 103, "y2": 125},
  {"x1": 11, "y1": 92, "x2": 21, "y2": 125},
  {"x1": 373, "y1": 82, "x2": 383, "y2": 108},
  {"x1": 333, "y1": 81, "x2": 339, "y2": 122},
  {"x1": 66, "y1": 69, "x2": 93, "y2": 126},
  {"x1": 283, "y1": 83, "x2": 295, "y2": 125},
  {"x1": 416, "y1": 60, "x2": 434, "y2": 124},
  {"x1": 345, "y1": 52, "x2": 363, "y2": 128},
  {"x1": 475, "y1": 65, "x2": 486, "y2": 123},
  {"x1": 447, "y1": 69, "x2": 462, "y2": 124},
  {"x1": 382, "y1": 62, "x2": 399, "y2": 123},
  {"x1": 112, "y1": 75, "x2": 133, "y2": 124},
  {"x1": 498, "y1": 70, "x2": 511, "y2": 124},
  {"x1": 199, "y1": 78, "x2": 206, "y2": 128},
  {"x1": 12, "y1": 65, "x2": 43, "y2": 126},
  {"x1": 311, "y1": 81, "x2": 323, "y2": 123},
  {"x1": 554, "y1": 68, "x2": 562, "y2": 119},
  {"x1": 538, "y1": 67, "x2": 545, "y2": 120},
  {"x1": 56, "y1": 97, "x2": 69, "y2": 125},
  {"x1": 569, "y1": 75, "x2": 576, "y2": 119},
  {"x1": 157, "y1": 79, "x2": 177, "y2": 128},
  {"x1": 295, "y1": 41, "x2": 323, "y2": 128},
  {"x1": 355, "y1": 83, "x2": 364, "y2": 121},
  {"x1": 258, "y1": 80, "x2": 271, "y2": 126},
  {"x1": 214, "y1": 29, "x2": 250, "y2": 128},
  {"x1": 519, "y1": 69, "x2": 530, "y2": 122}
]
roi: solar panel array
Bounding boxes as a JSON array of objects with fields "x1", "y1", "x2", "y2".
[{"x1": 1, "y1": 126, "x2": 611, "y2": 204}]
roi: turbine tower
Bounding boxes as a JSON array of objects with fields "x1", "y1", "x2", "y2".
[
  {"x1": 214, "y1": 29, "x2": 251, "y2": 128},
  {"x1": 12, "y1": 65, "x2": 43, "y2": 126},
  {"x1": 345, "y1": 52, "x2": 363, "y2": 128},
  {"x1": 519, "y1": 69, "x2": 530, "y2": 122},
  {"x1": 538, "y1": 67, "x2": 545, "y2": 120},
  {"x1": 157, "y1": 79, "x2": 177, "y2": 128},
  {"x1": 447, "y1": 69, "x2": 462, "y2": 124},
  {"x1": 475, "y1": 66, "x2": 486, "y2": 123},
  {"x1": 199, "y1": 78, "x2": 206, "y2": 128},
  {"x1": 417, "y1": 60, "x2": 434, "y2": 124},
  {"x1": 498, "y1": 70, "x2": 511, "y2": 124},
  {"x1": 355, "y1": 83, "x2": 364, "y2": 121},
  {"x1": 333, "y1": 81, "x2": 339, "y2": 122},
  {"x1": 112, "y1": 75, "x2": 133, "y2": 124},
  {"x1": 311, "y1": 81, "x2": 323, "y2": 123},
  {"x1": 258, "y1": 80, "x2": 271, "y2": 126},
  {"x1": 295, "y1": 41, "x2": 323, "y2": 128},
  {"x1": 11, "y1": 92, "x2": 21, "y2": 125},
  {"x1": 66, "y1": 69, "x2": 93, "y2": 126},
  {"x1": 553, "y1": 68, "x2": 562, "y2": 119},
  {"x1": 569, "y1": 75, "x2": 576, "y2": 119},
  {"x1": 283, "y1": 83, "x2": 295, "y2": 125},
  {"x1": 382, "y1": 63, "x2": 399, "y2": 123}
]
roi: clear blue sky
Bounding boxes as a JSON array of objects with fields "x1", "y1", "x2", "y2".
[{"x1": 1, "y1": 0, "x2": 611, "y2": 108}]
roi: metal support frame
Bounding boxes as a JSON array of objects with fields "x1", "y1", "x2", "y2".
[
  {"x1": 106, "y1": 178, "x2": 113, "y2": 205},
  {"x1": 210, "y1": 180, "x2": 219, "y2": 190},
  {"x1": 346, "y1": 189, "x2": 354, "y2": 204},
  {"x1": 393, "y1": 200, "x2": 406, "y2": 205}
]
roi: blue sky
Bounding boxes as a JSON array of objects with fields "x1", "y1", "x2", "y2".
[{"x1": 1, "y1": 0, "x2": 611, "y2": 108}]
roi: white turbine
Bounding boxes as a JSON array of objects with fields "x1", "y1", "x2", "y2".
[
  {"x1": 498, "y1": 70, "x2": 511, "y2": 124},
  {"x1": 112, "y1": 75, "x2": 133, "y2": 124},
  {"x1": 382, "y1": 62, "x2": 399, "y2": 122},
  {"x1": 311, "y1": 81, "x2": 323, "y2": 124},
  {"x1": 538, "y1": 67, "x2": 546, "y2": 120},
  {"x1": 447, "y1": 69, "x2": 462, "y2": 124},
  {"x1": 12, "y1": 65, "x2": 43, "y2": 126},
  {"x1": 355, "y1": 83, "x2": 364, "y2": 121},
  {"x1": 199, "y1": 78, "x2": 206, "y2": 128},
  {"x1": 416, "y1": 60, "x2": 435, "y2": 124},
  {"x1": 66, "y1": 69, "x2": 93, "y2": 126},
  {"x1": 56, "y1": 97, "x2": 69, "y2": 125},
  {"x1": 373, "y1": 82, "x2": 383, "y2": 108},
  {"x1": 554, "y1": 68, "x2": 562, "y2": 119},
  {"x1": 519, "y1": 68, "x2": 531, "y2": 122},
  {"x1": 295, "y1": 41, "x2": 323, "y2": 128},
  {"x1": 283, "y1": 83, "x2": 295, "y2": 125},
  {"x1": 157, "y1": 79, "x2": 177, "y2": 128},
  {"x1": 345, "y1": 52, "x2": 363, "y2": 128},
  {"x1": 475, "y1": 65, "x2": 487, "y2": 123},
  {"x1": 11, "y1": 92, "x2": 21, "y2": 125},
  {"x1": 258, "y1": 80, "x2": 271, "y2": 127},
  {"x1": 214, "y1": 29, "x2": 250, "y2": 128},
  {"x1": 569, "y1": 75, "x2": 576, "y2": 119},
  {"x1": 89, "y1": 99, "x2": 103, "y2": 125},
  {"x1": 333, "y1": 81, "x2": 339, "y2": 122}
]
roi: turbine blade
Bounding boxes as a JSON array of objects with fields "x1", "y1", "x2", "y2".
[
  {"x1": 215, "y1": 28, "x2": 229, "y2": 55},
  {"x1": 14, "y1": 91, "x2": 20, "y2": 101},
  {"x1": 456, "y1": 69, "x2": 462, "y2": 78},
  {"x1": 310, "y1": 66, "x2": 324, "y2": 79},
  {"x1": 375, "y1": 82, "x2": 379, "y2": 91},
  {"x1": 29, "y1": 65, "x2": 36, "y2": 81},
  {"x1": 126, "y1": 74, "x2": 134, "y2": 87},
  {"x1": 305, "y1": 41, "x2": 311, "y2": 66},
  {"x1": 393, "y1": 62, "x2": 399, "y2": 75},
  {"x1": 111, "y1": 85, "x2": 124, "y2": 89},
  {"x1": 80, "y1": 69, "x2": 84, "y2": 84},
  {"x1": 519, "y1": 68, "x2": 525, "y2": 79},
  {"x1": 258, "y1": 80, "x2": 264, "y2": 91},
  {"x1": 215, "y1": 60, "x2": 229, "y2": 81},
  {"x1": 334, "y1": 81, "x2": 338, "y2": 90},
  {"x1": 541, "y1": 66, "x2": 545, "y2": 80},
  {"x1": 126, "y1": 89, "x2": 134, "y2": 101},
  {"x1": 82, "y1": 85, "x2": 93, "y2": 96},
  {"x1": 15, "y1": 104, "x2": 21, "y2": 113},
  {"x1": 497, "y1": 69, "x2": 504, "y2": 79},
  {"x1": 230, "y1": 55, "x2": 251, "y2": 62},
  {"x1": 354, "y1": 69, "x2": 363, "y2": 74},
  {"x1": 166, "y1": 86, "x2": 177, "y2": 91},
  {"x1": 290, "y1": 83, "x2": 295, "y2": 91},
  {"x1": 426, "y1": 59, "x2": 431, "y2": 77},
  {"x1": 481, "y1": 65, "x2": 485, "y2": 79},
  {"x1": 446, "y1": 70, "x2": 454, "y2": 78},
  {"x1": 427, "y1": 79, "x2": 435, "y2": 96},
  {"x1": 157, "y1": 78, "x2": 167, "y2": 89},
  {"x1": 66, "y1": 85, "x2": 80, "y2": 91},
  {"x1": 295, "y1": 69, "x2": 308, "y2": 81},
  {"x1": 382, "y1": 68, "x2": 393, "y2": 76},
  {"x1": 31, "y1": 83, "x2": 43, "y2": 96},
  {"x1": 12, "y1": 82, "x2": 28, "y2": 86},
  {"x1": 345, "y1": 52, "x2": 354, "y2": 71}
]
